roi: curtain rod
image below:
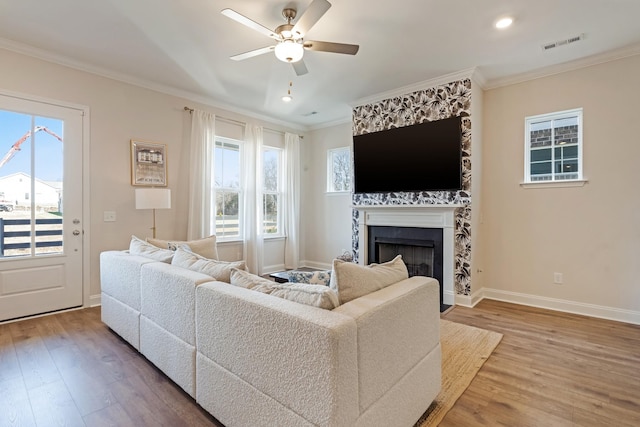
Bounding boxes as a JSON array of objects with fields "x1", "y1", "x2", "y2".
[{"x1": 184, "y1": 106, "x2": 303, "y2": 139}]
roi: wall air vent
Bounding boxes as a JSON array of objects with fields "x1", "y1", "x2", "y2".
[{"x1": 542, "y1": 33, "x2": 585, "y2": 51}]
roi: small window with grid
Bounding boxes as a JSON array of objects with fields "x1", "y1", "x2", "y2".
[{"x1": 524, "y1": 108, "x2": 583, "y2": 183}]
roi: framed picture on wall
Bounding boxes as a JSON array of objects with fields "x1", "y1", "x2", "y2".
[{"x1": 130, "y1": 140, "x2": 168, "y2": 186}]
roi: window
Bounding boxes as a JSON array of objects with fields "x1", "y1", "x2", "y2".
[
  {"x1": 525, "y1": 108, "x2": 583, "y2": 183},
  {"x1": 263, "y1": 147, "x2": 282, "y2": 235},
  {"x1": 327, "y1": 147, "x2": 352, "y2": 192},
  {"x1": 214, "y1": 138, "x2": 241, "y2": 239}
]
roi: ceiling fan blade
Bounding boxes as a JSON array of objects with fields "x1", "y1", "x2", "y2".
[
  {"x1": 230, "y1": 45, "x2": 275, "y2": 61},
  {"x1": 221, "y1": 8, "x2": 279, "y2": 40},
  {"x1": 291, "y1": 0, "x2": 331, "y2": 38},
  {"x1": 292, "y1": 60, "x2": 309, "y2": 76},
  {"x1": 303, "y1": 40, "x2": 359, "y2": 55}
]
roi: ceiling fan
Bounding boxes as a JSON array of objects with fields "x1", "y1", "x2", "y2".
[{"x1": 221, "y1": 0, "x2": 359, "y2": 76}]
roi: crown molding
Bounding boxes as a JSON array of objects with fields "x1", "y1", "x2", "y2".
[
  {"x1": 307, "y1": 115, "x2": 352, "y2": 131},
  {"x1": 0, "y1": 37, "x2": 307, "y2": 132},
  {"x1": 483, "y1": 43, "x2": 640, "y2": 90},
  {"x1": 350, "y1": 68, "x2": 478, "y2": 108}
]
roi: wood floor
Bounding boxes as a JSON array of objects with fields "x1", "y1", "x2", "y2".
[
  {"x1": 440, "y1": 300, "x2": 640, "y2": 426},
  {"x1": 0, "y1": 300, "x2": 638, "y2": 426}
]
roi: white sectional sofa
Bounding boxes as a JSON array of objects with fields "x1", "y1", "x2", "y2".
[{"x1": 100, "y1": 249, "x2": 441, "y2": 427}]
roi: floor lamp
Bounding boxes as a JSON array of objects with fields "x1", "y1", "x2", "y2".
[{"x1": 135, "y1": 188, "x2": 171, "y2": 238}]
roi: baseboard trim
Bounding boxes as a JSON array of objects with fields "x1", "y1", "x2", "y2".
[
  {"x1": 471, "y1": 287, "x2": 640, "y2": 325},
  {"x1": 89, "y1": 293, "x2": 101, "y2": 307},
  {"x1": 454, "y1": 290, "x2": 483, "y2": 308},
  {"x1": 262, "y1": 264, "x2": 286, "y2": 275},
  {"x1": 300, "y1": 260, "x2": 332, "y2": 271}
]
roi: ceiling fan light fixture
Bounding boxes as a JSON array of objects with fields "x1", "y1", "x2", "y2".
[{"x1": 275, "y1": 40, "x2": 304, "y2": 63}]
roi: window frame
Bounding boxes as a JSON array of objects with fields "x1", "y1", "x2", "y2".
[
  {"x1": 213, "y1": 137, "x2": 243, "y2": 242},
  {"x1": 326, "y1": 146, "x2": 352, "y2": 193},
  {"x1": 523, "y1": 108, "x2": 585, "y2": 186},
  {"x1": 262, "y1": 145, "x2": 283, "y2": 238}
]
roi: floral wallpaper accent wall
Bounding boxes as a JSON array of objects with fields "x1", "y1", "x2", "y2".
[{"x1": 351, "y1": 78, "x2": 473, "y2": 296}]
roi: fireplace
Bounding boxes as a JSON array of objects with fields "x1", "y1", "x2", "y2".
[{"x1": 354, "y1": 205, "x2": 459, "y2": 306}]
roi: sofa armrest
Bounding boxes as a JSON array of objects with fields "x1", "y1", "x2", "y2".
[
  {"x1": 100, "y1": 250, "x2": 157, "y2": 310},
  {"x1": 196, "y1": 282, "x2": 359, "y2": 426},
  {"x1": 332, "y1": 276, "x2": 441, "y2": 414}
]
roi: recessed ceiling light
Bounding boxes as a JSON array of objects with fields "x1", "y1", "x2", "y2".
[{"x1": 495, "y1": 17, "x2": 513, "y2": 29}]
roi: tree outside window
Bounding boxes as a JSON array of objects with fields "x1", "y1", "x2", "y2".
[
  {"x1": 214, "y1": 138, "x2": 241, "y2": 238},
  {"x1": 327, "y1": 147, "x2": 351, "y2": 192},
  {"x1": 263, "y1": 147, "x2": 281, "y2": 235}
]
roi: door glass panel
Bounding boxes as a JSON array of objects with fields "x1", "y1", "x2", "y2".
[{"x1": 0, "y1": 110, "x2": 64, "y2": 258}]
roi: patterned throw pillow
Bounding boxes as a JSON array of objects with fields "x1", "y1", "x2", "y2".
[{"x1": 287, "y1": 270, "x2": 332, "y2": 286}]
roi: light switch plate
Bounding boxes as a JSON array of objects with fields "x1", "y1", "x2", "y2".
[{"x1": 104, "y1": 211, "x2": 116, "y2": 222}]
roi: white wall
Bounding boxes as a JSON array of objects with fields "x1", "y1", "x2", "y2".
[
  {"x1": 0, "y1": 48, "x2": 302, "y2": 302},
  {"x1": 479, "y1": 54, "x2": 640, "y2": 322},
  {"x1": 300, "y1": 122, "x2": 353, "y2": 269}
]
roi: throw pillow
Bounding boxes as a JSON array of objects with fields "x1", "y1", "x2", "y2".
[
  {"x1": 171, "y1": 247, "x2": 246, "y2": 283},
  {"x1": 287, "y1": 270, "x2": 331, "y2": 286},
  {"x1": 330, "y1": 255, "x2": 409, "y2": 304},
  {"x1": 269, "y1": 283, "x2": 339, "y2": 310},
  {"x1": 129, "y1": 235, "x2": 174, "y2": 263},
  {"x1": 147, "y1": 235, "x2": 218, "y2": 260},
  {"x1": 230, "y1": 268, "x2": 275, "y2": 289},
  {"x1": 228, "y1": 268, "x2": 340, "y2": 310}
]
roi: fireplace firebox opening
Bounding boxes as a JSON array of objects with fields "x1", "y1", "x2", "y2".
[{"x1": 368, "y1": 226, "x2": 444, "y2": 307}]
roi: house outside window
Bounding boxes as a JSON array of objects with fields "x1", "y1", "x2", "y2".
[
  {"x1": 214, "y1": 138, "x2": 241, "y2": 239},
  {"x1": 263, "y1": 147, "x2": 282, "y2": 235},
  {"x1": 327, "y1": 147, "x2": 352, "y2": 192},
  {"x1": 524, "y1": 108, "x2": 583, "y2": 183}
]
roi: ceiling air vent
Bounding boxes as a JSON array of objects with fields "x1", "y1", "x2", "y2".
[{"x1": 542, "y1": 33, "x2": 585, "y2": 51}]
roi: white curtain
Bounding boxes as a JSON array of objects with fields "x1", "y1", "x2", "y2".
[
  {"x1": 283, "y1": 132, "x2": 300, "y2": 269},
  {"x1": 242, "y1": 124, "x2": 264, "y2": 274},
  {"x1": 187, "y1": 110, "x2": 215, "y2": 240}
]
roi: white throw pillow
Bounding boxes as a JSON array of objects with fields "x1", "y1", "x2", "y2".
[
  {"x1": 230, "y1": 268, "x2": 339, "y2": 309},
  {"x1": 330, "y1": 255, "x2": 409, "y2": 304},
  {"x1": 171, "y1": 247, "x2": 246, "y2": 283},
  {"x1": 147, "y1": 235, "x2": 218, "y2": 260},
  {"x1": 230, "y1": 268, "x2": 275, "y2": 289},
  {"x1": 129, "y1": 235, "x2": 174, "y2": 263},
  {"x1": 268, "y1": 283, "x2": 340, "y2": 310}
]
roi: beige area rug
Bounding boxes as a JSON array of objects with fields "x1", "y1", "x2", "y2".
[{"x1": 414, "y1": 319, "x2": 503, "y2": 426}]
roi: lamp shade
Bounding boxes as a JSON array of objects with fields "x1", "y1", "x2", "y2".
[
  {"x1": 135, "y1": 188, "x2": 171, "y2": 210},
  {"x1": 274, "y1": 40, "x2": 304, "y2": 63}
]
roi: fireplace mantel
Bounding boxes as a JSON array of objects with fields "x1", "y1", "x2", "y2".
[{"x1": 353, "y1": 204, "x2": 460, "y2": 305}]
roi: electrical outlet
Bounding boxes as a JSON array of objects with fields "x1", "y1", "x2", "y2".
[
  {"x1": 104, "y1": 211, "x2": 116, "y2": 222},
  {"x1": 553, "y1": 272, "x2": 563, "y2": 284}
]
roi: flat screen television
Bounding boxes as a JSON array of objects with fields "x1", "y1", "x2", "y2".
[{"x1": 352, "y1": 115, "x2": 462, "y2": 193}]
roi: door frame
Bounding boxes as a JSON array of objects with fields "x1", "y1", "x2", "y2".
[{"x1": 0, "y1": 88, "x2": 92, "y2": 309}]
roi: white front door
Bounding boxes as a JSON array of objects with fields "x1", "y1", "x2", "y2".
[{"x1": 0, "y1": 93, "x2": 84, "y2": 322}]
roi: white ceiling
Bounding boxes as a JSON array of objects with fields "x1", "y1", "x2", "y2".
[{"x1": 1, "y1": 0, "x2": 639, "y2": 129}]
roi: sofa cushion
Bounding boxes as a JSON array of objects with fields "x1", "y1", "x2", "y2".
[
  {"x1": 147, "y1": 235, "x2": 218, "y2": 260},
  {"x1": 288, "y1": 270, "x2": 331, "y2": 286},
  {"x1": 129, "y1": 235, "x2": 174, "y2": 262},
  {"x1": 230, "y1": 269, "x2": 339, "y2": 309},
  {"x1": 171, "y1": 247, "x2": 246, "y2": 283},
  {"x1": 329, "y1": 255, "x2": 409, "y2": 304}
]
